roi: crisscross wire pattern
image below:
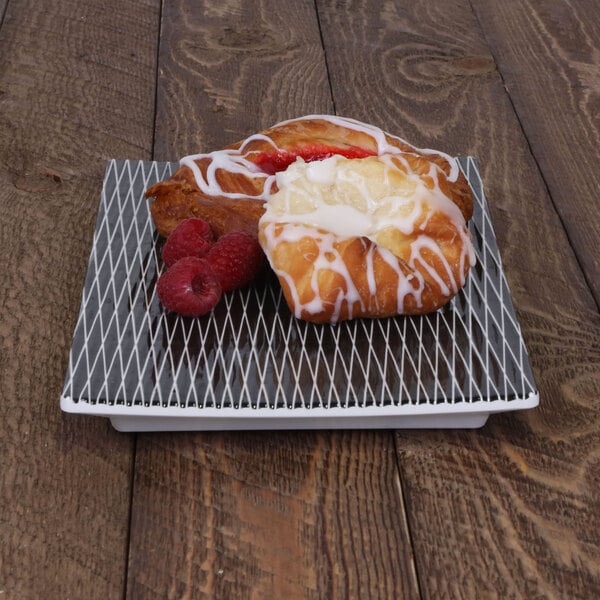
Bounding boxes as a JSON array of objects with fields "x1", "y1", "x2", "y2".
[{"x1": 61, "y1": 158, "x2": 537, "y2": 412}]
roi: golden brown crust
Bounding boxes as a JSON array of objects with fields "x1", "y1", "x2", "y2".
[
  {"x1": 145, "y1": 164, "x2": 265, "y2": 238},
  {"x1": 262, "y1": 232, "x2": 450, "y2": 323},
  {"x1": 259, "y1": 206, "x2": 472, "y2": 324}
]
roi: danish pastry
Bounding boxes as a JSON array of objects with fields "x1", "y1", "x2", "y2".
[{"x1": 146, "y1": 115, "x2": 475, "y2": 323}]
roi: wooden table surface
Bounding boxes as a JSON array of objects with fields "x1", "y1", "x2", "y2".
[{"x1": 1, "y1": 0, "x2": 599, "y2": 598}]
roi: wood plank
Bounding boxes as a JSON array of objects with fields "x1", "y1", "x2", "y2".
[
  {"x1": 471, "y1": 0, "x2": 600, "y2": 308},
  {"x1": 127, "y1": 1, "x2": 419, "y2": 598},
  {"x1": 0, "y1": 0, "x2": 159, "y2": 597},
  {"x1": 128, "y1": 431, "x2": 418, "y2": 599},
  {"x1": 315, "y1": 0, "x2": 600, "y2": 598},
  {"x1": 152, "y1": 0, "x2": 334, "y2": 160}
]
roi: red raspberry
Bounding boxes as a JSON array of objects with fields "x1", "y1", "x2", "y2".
[
  {"x1": 162, "y1": 218, "x2": 214, "y2": 268},
  {"x1": 206, "y1": 231, "x2": 264, "y2": 292},
  {"x1": 156, "y1": 257, "x2": 222, "y2": 317}
]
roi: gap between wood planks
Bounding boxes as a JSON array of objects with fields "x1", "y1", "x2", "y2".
[
  {"x1": 466, "y1": 0, "x2": 600, "y2": 315},
  {"x1": 312, "y1": 0, "x2": 337, "y2": 116}
]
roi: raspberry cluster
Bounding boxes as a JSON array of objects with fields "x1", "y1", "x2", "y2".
[{"x1": 156, "y1": 218, "x2": 264, "y2": 317}]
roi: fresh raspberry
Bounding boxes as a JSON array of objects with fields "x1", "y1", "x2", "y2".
[
  {"x1": 156, "y1": 257, "x2": 222, "y2": 317},
  {"x1": 206, "y1": 231, "x2": 264, "y2": 292},
  {"x1": 162, "y1": 218, "x2": 215, "y2": 268}
]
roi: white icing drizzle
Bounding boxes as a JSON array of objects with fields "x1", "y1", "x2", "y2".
[
  {"x1": 181, "y1": 147, "x2": 276, "y2": 200},
  {"x1": 377, "y1": 245, "x2": 425, "y2": 310},
  {"x1": 261, "y1": 223, "x2": 365, "y2": 322},
  {"x1": 179, "y1": 114, "x2": 461, "y2": 198}
]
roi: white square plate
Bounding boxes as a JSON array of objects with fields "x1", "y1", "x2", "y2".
[{"x1": 61, "y1": 158, "x2": 538, "y2": 431}]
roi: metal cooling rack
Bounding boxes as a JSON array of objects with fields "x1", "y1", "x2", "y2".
[{"x1": 60, "y1": 158, "x2": 538, "y2": 431}]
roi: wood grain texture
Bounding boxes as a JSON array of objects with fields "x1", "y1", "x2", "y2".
[
  {"x1": 471, "y1": 0, "x2": 600, "y2": 308},
  {"x1": 152, "y1": 0, "x2": 333, "y2": 160},
  {"x1": 128, "y1": 431, "x2": 418, "y2": 599},
  {"x1": 315, "y1": 0, "x2": 600, "y2": 598},
  {"x1": 127, "y1": 1, "x2": 419, "y2": 598},
  {"x1": 0, "y1": 0, "x2": 159, "y2": 597},
  {"x1": 3, "y1": 0, "x2": 598, "y2": 598}
]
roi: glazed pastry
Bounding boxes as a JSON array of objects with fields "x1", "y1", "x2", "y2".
[
  {"x1": 145, "y1": 115, "x2": 472, "y2": 236},
  {"x1": 147, "y1": 115, "x2": 475, "y2": 322},
  {"x1": 259, "y1": 151, "x2": 475, "y2": 323}
]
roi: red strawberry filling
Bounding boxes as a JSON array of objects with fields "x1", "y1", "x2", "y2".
[{"x1": 252, "y1": 143, "x2": 376, "y2": 175}]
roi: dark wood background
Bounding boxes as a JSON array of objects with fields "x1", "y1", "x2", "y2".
[{"x1": 1, "y1": 0, "x2": 598, "y2": 598}]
